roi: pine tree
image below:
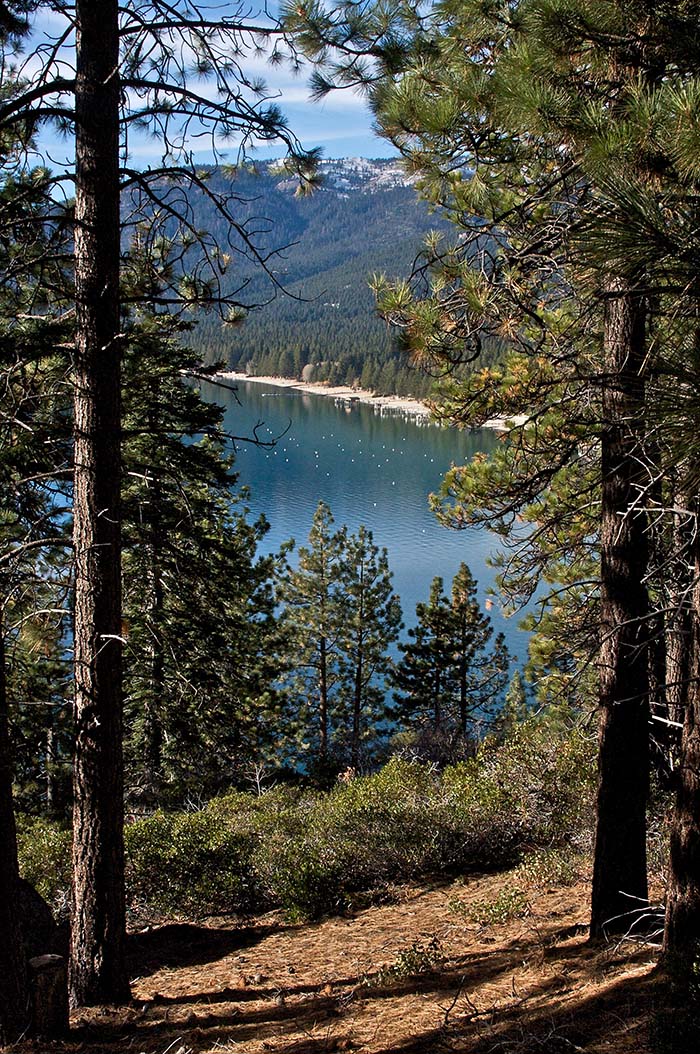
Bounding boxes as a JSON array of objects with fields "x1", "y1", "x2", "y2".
[
  {"x1": 448, "y1": 563, "x2": 509, "y2": 735},
  {"x1": 392, "y1": 577, "x2": 452, "y2": 731},
  {"x1": 285, "y1": 0, "x2": 666, "y2": 938},
  {"x1": 335, "y1": 525, "x2": 402, "y2": 768},
  {"x1": 121, "y1": 315, "x2": 281, "y2": 803},
  {"x1": 277, "y1": 501, "x2": 346, "y2": 771},
  {"x1": 497, "y1": 670, "x2": 529, "y2": 738},
  {"x1": 278, "y1": 506, "x2": 402, "y2": 773},
  {"x1": 392, "y1": 564, "x2": 509, "y2": 750},
  {"x1": 285, "y1": 0, "x2": 700, "y2": 970},
  {"x1": 0, "y1": 162, "x2": 71, "y2": 1040},
  {"x1": 0, "y1": 335, "x2": 69, "y2": 1040},
  {"x1": 0, "y1": 0, "x2": 317, "y2": 1006}
]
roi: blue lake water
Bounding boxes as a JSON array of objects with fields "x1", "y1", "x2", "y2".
[{"x1": 205, "y1": 379, "x2": 529, "y2": 667}]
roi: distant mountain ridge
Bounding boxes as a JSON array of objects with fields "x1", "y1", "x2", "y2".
[
  {"x1": 299, "y1": 156, "x2": 419, "y2": 192},
  {"x1": 194, "y1": 158, "x2": 448, "y2": 398},
  {"x1": 272, "y1": 156, "x2": 420, "y2": 198}
]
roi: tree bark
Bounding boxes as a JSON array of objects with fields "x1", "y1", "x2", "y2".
[
  {"x1": 590, "y1": 280, "x2": 650, "y2": 938},
  {"x1": 143, "y1": 472, "x2": 165, "y2": 796},
  {"x1": 351, "y1": 632, "x2": 363, "y2": 770},
  {"x1": 663, "y1": 516, "x2": 700, "y2": 976},
  {"x1": 666, "y1": 489, "x2": 693, "y2": 736},
  {"x1": 319, "y1": 633, "x2": 328, "y2": 761},
  {"x1": 70, "y1": 0, "x2": 129, "y2": 1007},
  {"x1": 0, "y1": 608, "x2": 30, "y2": 1044}
]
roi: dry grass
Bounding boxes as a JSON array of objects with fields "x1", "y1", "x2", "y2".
[{"x1": 21, "y1": 872, "x2": 668, "y2": 1054}]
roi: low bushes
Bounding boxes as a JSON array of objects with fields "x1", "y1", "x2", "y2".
[
  {"x1": 17, "y1": 712, "x2": 596, "y2": 921},
  {"x1": 16, "y1": 816, "x2": 72, "y2": 915},
  {"x1": 125, "y1": 803, "x2": 260, "y2": 914}
]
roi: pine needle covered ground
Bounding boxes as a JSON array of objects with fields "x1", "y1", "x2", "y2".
[{"x1": 26, "y1": 871, "x2": 665, "y2": 1054}]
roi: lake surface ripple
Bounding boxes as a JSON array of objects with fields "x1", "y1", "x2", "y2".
[{"x1": 206, "y1": 379, "x2": 528, "y2": 665}]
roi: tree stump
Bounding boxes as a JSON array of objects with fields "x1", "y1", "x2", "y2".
[{"x1": 28, "y1": 954, "x2": 69, "y2": 1037}]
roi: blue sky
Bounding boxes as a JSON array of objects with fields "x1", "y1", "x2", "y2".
[
  {"x1": 256, "y1": 84, "x2": 392, "y2": 161},
  {"x1": 27, "y1": 4, "x2": 395, "y2": 168},
  {"x1": 235, "y1": 38, "x2": 394, "y2": 161},
  {"x1": 205, "y1": 2, "x2": 399, "y2": 161}
]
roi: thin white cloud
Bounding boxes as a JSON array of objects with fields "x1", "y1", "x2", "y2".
[
  {"x1": 277, "y1": 86, "x2": 370, "y2": 111},
  {"x1": 25, "y1": 1, "x2": 385, "y2": 167}
]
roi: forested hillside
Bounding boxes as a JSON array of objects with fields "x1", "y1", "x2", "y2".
[
  {"x1": 6, "y1": 1, "x2": 700, "y2": 1050},
  {"x1": 192, "y1": 158, "x2": 454, "y2": 397}
]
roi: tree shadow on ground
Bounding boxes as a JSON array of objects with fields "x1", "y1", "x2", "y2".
[
  {"x1": 128, "y1": 921, "x2": 281, "y2": 976},
  {"x1": 49, "y1": 890, "x2": 673, "y2": 1054},
  {"x1": 366, "y1": 952, "x2": 663, "y2": 1054},
  {"x1": 70, "y1": 926, "x2": 657, "y2": 1054},
  {"x1": 131, "y1": 926, "x2": 545, "y2": 1008}
]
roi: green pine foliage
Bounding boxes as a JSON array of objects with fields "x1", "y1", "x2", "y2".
[
  {"x1": 0, "y1": 178, "x2": 73, "y2": 816},
  {"x1": 121, "y1": 313, "x2": 283, "y2": 805},
  {"x1": 392, "y1": 576, "x2": 453, "y2": 730},
  {"x1": 496, "y1": 669, "x2": 529, "y2": 739},
  {"x1": 276, "y1": 501, "x2": 346, "y2": 772},
  {"x1": 284, "y1": 0, "x2": 653, "y2": 711},
  {"x1": 335, "y1": 525, "x2": 403, "y2": 768},
  {"x1": 276, "y1": 501, "x2": 402, "y2": 774},
  {"x1": 391, "y1": 563, "x2": 510, "y2": 757},
  {"x1": 5, "y1": 304, "x2": 290, "y2": 812},
  {"x1": 431, "y1": 361, "x2": 601, "y2": 712}
]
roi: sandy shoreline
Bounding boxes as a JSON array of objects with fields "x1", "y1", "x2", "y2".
[
  {"x1": 219, "y1": 371, "x2": 432, "y2": 418},
  {"x1": 219, "y1": 372, "x2": 526, "y2": 431}
]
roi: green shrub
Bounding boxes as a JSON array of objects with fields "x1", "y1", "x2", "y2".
[
  {"x1": 441, "y1": 716, "x2": 594, "y2": 871},
  {"x1": 515, "y1": 846, "x2": 583, "y2": 889},
  {"x1": 16, "y1": 816, "x2": 72, "y2": 913},
  {"x1": 367, "y1": 935, "x2": 445, "y2": 987},
  {"x1": 463, "y1": 887, "x2": 531, "y2": 926},
  {"x1": 391, "y1": 935, "x2": 444, "y2": 977},
  {"x1": 125, "y1": 805, "x2": 258, "y2": 914},
  {"x1": 252, "y1": 833, "x2": 349, "y2": 920},
  {"x1": 319, "y1": 759, "x2": 446, "y2": 878},
  {"x1": 16, "y1": 711, "x2": 596, "y2": 922},
  {"x1": 249, "y1": 759, "x2": 441, "y2": 919}
]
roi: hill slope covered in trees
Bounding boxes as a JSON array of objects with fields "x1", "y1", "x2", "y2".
[{"x1": 194, "y1": 158, "x2": 453, "y2": 397}]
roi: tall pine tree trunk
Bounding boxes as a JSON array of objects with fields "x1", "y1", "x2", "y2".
[
  {"x1": 0, "y1": 608, "x2": 29, "y2": 1043},
  {"x1": 143, "y1": 474, "x2": 165, "y2": 796},
  {"x1": 351, "y1": 634, "x2": 363, "y2": 769},
  {"x1": 70, "y1": 0, "x2": 129, "y2": 1007},
  {"x1": 319, "y1": 634, "x2": 328, "y2": 762},
  {"x1": 663, "y1": 509, "x2": 700, "y2": 975},
  {"x1": 590, "y1": 279, "x2": 650, "y2": 938},
  {"x1": 666, "y1": 489, "x2": 691, "y2": 737}
]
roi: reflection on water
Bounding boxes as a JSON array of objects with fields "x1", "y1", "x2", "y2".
[{"x1": 203, "y1": 379, "x2": 528, "y2": 665}]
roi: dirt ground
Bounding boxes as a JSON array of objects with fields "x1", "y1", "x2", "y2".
[{"x1": 25, "y1": 872, "x2": 671, "y2": 1054}]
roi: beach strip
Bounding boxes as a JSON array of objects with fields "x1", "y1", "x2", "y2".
[{"x1": 218, "y1": 372, "x2": 526, "y2": 431}]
